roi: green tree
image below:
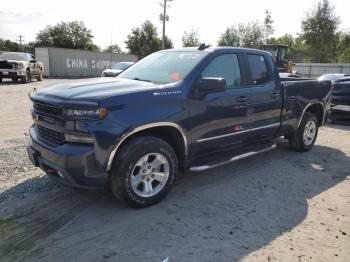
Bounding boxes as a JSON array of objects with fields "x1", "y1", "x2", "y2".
[
  {"x1": 237, "y1": 21, "x2": 264, "y2": 49},
  {"x1": 263, "y1": 9, "x2": 275, "y2": 43},
  {"x1": 125, "y1": 20, "x2": 161, "y2": 58},
  {"x1": 103, "y1": 44, "x2": 122, "y2": 54},
  {"x1": 162, "y1": 35, "x2": 174, "y2": 49},
  {"x1": 337, "y1": 32, "x2": 350, "y2": 62},
  {"x1": 217, "y1": 22, "x2": 264, "y2": 49},
  {"x1": 35, "y1": 21, "x2": 99, "y2": 51},
  {"x1": 0, "y1": 38, "x2": 20, "y2": 52},
  {"x1": 301, "y1": 0, "x2": 339, "y2": 62},
  {"x1": 218, "y1": 27, "x2": 240, "y2": 47},
  {"x1": 182, "y1": 28, "x2": 200, "y2": 47}
]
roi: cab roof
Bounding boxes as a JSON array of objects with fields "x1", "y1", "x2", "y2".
[{"x1": 161, "y1": 46, "x2": 271, "y2": 56}]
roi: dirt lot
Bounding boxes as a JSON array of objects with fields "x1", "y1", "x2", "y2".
[{"x1": 0, "y1": 78, "x2": 349, "y2": 262}]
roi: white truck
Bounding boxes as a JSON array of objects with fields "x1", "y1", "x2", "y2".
[{"x1": 0, "y1": 52, "x2": 43, "y2": 83}]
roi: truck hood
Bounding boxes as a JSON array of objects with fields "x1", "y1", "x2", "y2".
[
  {"x1": 0, "y1": 59, "x2": 27, "y2": 64},
  {"x1": 31, "y1": 77, "x2": 164, "y2": 103}
]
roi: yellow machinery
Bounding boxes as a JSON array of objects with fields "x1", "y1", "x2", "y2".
[{"x1": 262, "y1": 44, "x2": 292, "y2": 73}]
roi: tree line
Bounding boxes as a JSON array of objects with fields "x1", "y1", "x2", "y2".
[{"x1": 0, "y1": 0, "x2": 349, "y2": 63}]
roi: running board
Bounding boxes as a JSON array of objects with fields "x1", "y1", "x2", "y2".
[{"x1": 189, "y1": 143, "x2": 277, "y2": 172}]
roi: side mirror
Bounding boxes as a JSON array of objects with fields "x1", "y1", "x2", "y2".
[
  {"x1": 196, "y1": 77, "x2": 227, "y2": 94},
  {"x1": 30, "y1": 59, "x2": 37, "y2": 63}
]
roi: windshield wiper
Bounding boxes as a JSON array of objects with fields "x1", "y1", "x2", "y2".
[{"x1": 132, "y1": 77, "x2": 152, "y2": 83}]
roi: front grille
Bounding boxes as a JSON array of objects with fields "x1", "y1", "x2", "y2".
[
  {"x1": 37, "y1": 125, "x2": 65, "y2": 146},
  {"x1": 0, "y1": 61, "x2": 13, "y2": 69},
  {"x1": 34, "y1": 102, "x2": 62, "y2": 116}
]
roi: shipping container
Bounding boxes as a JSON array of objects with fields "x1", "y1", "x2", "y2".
[
  {"x1": 294, "y1": 63, "x2": 350, "y2": 78},
  {"x1": 35, "y1": 47, "x2": 137, "y2": 77}
]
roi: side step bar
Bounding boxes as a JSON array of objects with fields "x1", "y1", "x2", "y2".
[{"x1": 189, "y1": 143, "x2": 277, "y2": 172}]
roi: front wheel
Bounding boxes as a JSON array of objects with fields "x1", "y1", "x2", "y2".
[
  {"x1": 289, "y1": 112, "x2": 318, "y2": 152},
  {"x1": 21, "y1": 70, "x2": 31, "y2": 83},
  {"x1": 36, "y1": 71, "x2": 43, "y2": 81},
  {"x1": 110, "y1": 136, "x2": 178, "y2": 208}
]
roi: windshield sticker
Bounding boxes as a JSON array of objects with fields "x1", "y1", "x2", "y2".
[{"x1": 170, "y1": 72, "x2": 181, "y2": 80}]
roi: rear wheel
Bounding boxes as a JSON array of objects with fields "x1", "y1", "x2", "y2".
[
  {"x1": 289, "y1": 112, "x2": 318, "y2": 152},
  {"x1": 110, "y1": 136, "x2": 178, "y2": 208}
]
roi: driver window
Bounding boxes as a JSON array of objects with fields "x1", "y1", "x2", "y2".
[{"x1": 201, "y1": 54, "x2": 242, "y2": 88}]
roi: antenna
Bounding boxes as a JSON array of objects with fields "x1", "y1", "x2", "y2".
[{"x1": 198, "y1": 43, "x2": 211, "y2": 50}]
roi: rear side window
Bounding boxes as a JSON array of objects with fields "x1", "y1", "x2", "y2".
[
  {"x1": 247, "y1": 54, "x2": 271, "y2": 85},
  {"x1": 201, "y1": 54, "x2": 242, "y2": 88}
]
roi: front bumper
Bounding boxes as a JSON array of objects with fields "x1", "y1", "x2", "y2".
[
  {"x1": 27, "y1": 125, "x2": 108, "y2": 189},
  {"x1": 0, "y1": 69, "x2": 25, "y2": 78}
]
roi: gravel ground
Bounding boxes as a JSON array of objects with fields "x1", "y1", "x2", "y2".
[{"x1": 0, "y1": 78, "x2": 349, "y2": 262}]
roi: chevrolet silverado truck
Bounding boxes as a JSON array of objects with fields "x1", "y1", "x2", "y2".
[
  {"x1": 27, "y1": 46, "x2": 332, "y2": 207},
  {"x1": 0, "y1": 52, "x2": 43, "y2": 83}
]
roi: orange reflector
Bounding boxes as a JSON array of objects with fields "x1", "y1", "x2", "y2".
[
  {"x1": 233, "y1": 126, "x2": 242, "y2": 132},
  {"x1": 99, "y1": 108, "x2": 107, "y2": 119}
]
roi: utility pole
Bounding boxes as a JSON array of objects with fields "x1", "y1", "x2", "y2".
[
  {"x1": 17, "y1": 35, "x2": 24, "y2": 51},
  {"x1": 160, "y1": 0, "x2": 173, "y2": 50}
]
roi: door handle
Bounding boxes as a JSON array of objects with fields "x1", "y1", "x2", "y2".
[
  {"x1": 271, "y1": 91, "x2": 280, "y2": 99},
  {"x1": 237, "y1": 96, "x2": 249, "y2": 103}
]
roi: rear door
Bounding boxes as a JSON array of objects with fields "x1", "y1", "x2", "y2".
[
  {"x1": 188, "y1": 52, "x2": 254, "y2": 157},
  {"x1": 244, "y1": 53, "x2": 282, "y2": 141}
]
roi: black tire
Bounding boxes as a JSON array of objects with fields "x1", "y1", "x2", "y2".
[
  {"x1": 0, "y1": 78, "x2": 2, "y2": 83},
  {"x1": 21, "y1": 70, "x2": 31, "y2": 84},
  {"x1": 36, "y1": 71, "x2": 43, "y2": 81},
  {"x1": 289, "y1": 112, "x2": 318, "y2": 152},
  {"x1": 110, "y1": 136, "x2": 178, "y2": 208}
]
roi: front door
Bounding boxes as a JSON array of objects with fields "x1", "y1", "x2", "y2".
[{"x1": 188, "y1": 52, "x2": 254, "y2": 157}]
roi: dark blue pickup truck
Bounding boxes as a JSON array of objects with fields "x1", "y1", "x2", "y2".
[{"x1": 27, "y1": 46, "x2": 332, "y2": 207}]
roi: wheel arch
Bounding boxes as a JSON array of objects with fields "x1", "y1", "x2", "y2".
[
  {"x1": 106, "y1": 122, "x2": 188, "y2": 172},
  {"x1": 298, "y1": 102, "x2": 325, "y2": 127}
]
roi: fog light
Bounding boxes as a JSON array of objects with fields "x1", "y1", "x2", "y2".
[{"x1": 65, "y1": 134, "x2": 94, "y2": 143}]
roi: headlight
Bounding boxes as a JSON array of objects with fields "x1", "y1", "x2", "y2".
[
  {"x1": 17, "y1": 64, "x2": 24, "y2": 69},
  {"x1": 63, "y1": 107, "x2": 107, "y2": 119}
]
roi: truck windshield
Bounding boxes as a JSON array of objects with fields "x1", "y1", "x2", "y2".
[
  {"x1": 118, "y1": 51, "x2": 208, "y2": 84},
  {"x1": 0, "y1": 52, "x2": 29, "y2": 61}
]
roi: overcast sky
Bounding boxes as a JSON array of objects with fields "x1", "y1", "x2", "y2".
[{"x1": 1, "y1": 0, "x2": 349, "y2": 51}]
